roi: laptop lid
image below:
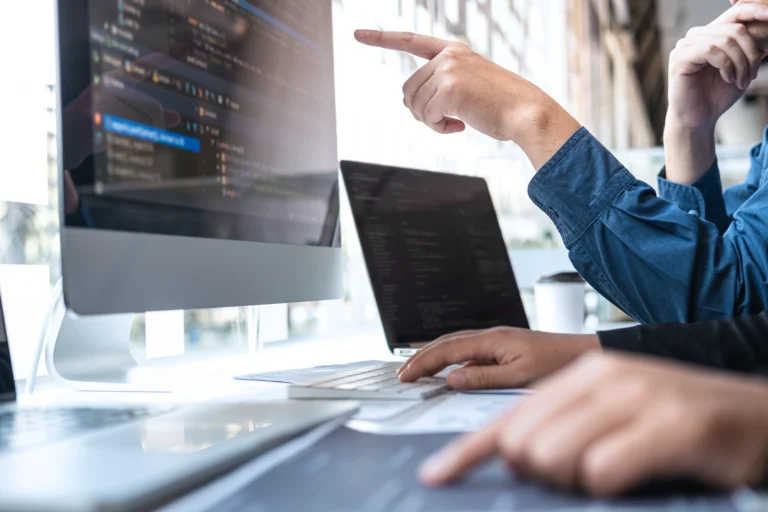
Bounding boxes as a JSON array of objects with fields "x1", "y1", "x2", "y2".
[
  {"x1": 0, "y1": 291, "x2": 16, "y2": 402},
  {"x1": 341, "y1": 161, "x2": 529, "y2": 352}
]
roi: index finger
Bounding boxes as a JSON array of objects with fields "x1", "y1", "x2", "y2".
[
  {"x1": 419, "y1": 417, "x2": 505, "y2": 486},
  {"x1": 399, "y1": 333, "x2": 499, "y2": 382},
  {"x1": 421, "y1": 357, "x2": 608, "y2": 487},
  {"x1": 397, "y1": 330, "x2": 482, "y2": 376},
  {"x1": 713, "y1": 3, "x2": 768, "y2": 25},
  {"x1": 354, "y1": 30, "x2": 449, "y2": 59}
]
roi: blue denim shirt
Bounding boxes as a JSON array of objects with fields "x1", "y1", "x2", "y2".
[{"x1": 528, "y1": 126, "x2": 768, "y2": 324}]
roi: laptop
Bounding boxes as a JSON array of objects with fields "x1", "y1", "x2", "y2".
[
  {"x1": 0, "y1": 292, "x2": 357, "y2": 511},
  {"x1": 341, "y1": 161, "x2": 529, "y2": 356},
  {"x1": 282, "y1": 162, "x2": 529, "y2": 400}
]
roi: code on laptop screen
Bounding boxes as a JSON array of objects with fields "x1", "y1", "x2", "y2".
[{"x1": 342, "y1": 162, "x2": 529, "y2": 348}]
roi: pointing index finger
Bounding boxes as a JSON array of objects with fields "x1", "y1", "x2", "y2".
[
  {"x1": 354, "y1": 30, "x2": 449, "y2": 60},
  {"x1": 419, "y1": 418, "x2": 505, "y2": 486}
]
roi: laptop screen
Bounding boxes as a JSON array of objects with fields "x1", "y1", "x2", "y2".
[
  {"x1": 0, "y1": 293, "x2": 15, "y2": 402},
  {"x1": 341, "y1": 161, "x2": 529, "y2": 349}
]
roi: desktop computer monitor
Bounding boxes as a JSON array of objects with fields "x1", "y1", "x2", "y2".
[{"x1": 56, "y1": 0, "x2": 342, "y2": 315}]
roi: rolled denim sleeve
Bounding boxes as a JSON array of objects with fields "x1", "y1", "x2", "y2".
[
  {"x1": 527, "y1": 129, "x2": 635, "y2": 247},
  {"x1": 723, "y1": 137, "x2": 766, "y2": 216},
  {"x1": 528, "y1": 128, "x2": 768, "y2": 324},
  {"x1": 657, "y1": 162, "x2": 730, "y2": 235}
]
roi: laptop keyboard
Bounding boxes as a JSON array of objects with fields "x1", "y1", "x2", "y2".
[
  {"x1": 0, "y1": 407, "x2": 163, "y2": 453},
  {"x1": 288, "y1": 361, "x2": 449, "y2": 400}
]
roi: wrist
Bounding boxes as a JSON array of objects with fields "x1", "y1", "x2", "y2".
[
  {"x1": 663, "y1": 113, "x2": 716, "y2": 144},
  {"x1": 663, "y1": 117, "x2": 717, "y2": 185},
  {"x1": 575, "y1": 334, "x2": 602, "y2": 354},
  {"x1": 553, "y1": 334, "x2": 602, "y2": 363},
  {"x1": 505, "y1": 92, "x2": 581, "y2": 170}
]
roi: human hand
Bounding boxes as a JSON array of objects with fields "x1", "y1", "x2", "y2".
[
  {"x1": 397, "y1": 327, "x2": 600, "y2": 391},
  {"x1": 354, "y1": 30, "x2": 581, "y2": 169},
  {"x1": 664, "y1": 1, "x2": 768, "y2": 183},
  {"x1": 667, "y1": 2, "x2": 768, "y2": 132},
  {"x1": 419, "y1": 353, "x2": 768, "y2": 497}
]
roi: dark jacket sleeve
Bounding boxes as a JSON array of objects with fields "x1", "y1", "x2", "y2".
[{"x1": 598, "y1": 311, "x2": 768, "y2": 375}]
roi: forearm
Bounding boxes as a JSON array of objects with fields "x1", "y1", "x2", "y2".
[{"x1": 598, "y1": 311, "x2": 768, "y2": 375}]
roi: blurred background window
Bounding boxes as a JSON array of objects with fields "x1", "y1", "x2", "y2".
[{"x1": 0, "y1": 0, "x2": 763, "y2": 375}]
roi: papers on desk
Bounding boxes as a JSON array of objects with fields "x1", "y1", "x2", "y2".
[
  {"x1": 353, "y1": 401, "x2": 421, "y2": 422},
  {"x1": 349, "y1": 393, "x2": 524, "y2": 435}
]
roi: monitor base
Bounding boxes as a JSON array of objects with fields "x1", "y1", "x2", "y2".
[{"x1": 45, "y1": 308, "x2": 169, "y2": 392}]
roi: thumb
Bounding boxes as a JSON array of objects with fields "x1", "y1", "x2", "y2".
[
  {"x1": 429, "y1": 118, "x2": 466, "y2": 134},
  {"x1": 447, "y1": 365, "x2": 523, "y2": 391}
]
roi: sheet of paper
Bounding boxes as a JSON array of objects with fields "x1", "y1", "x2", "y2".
[
  {"x1": 348, "y1": 393, "x2": 524, "y2": 435},
  {"x1": 354, "y1": 401, "x2": 420, "y2": 422}
]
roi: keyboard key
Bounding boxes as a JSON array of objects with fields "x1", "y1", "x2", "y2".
[
  {"x1": 312, "y1": 368, "x2": 395, "y2": 389},
  {"x1": 295, "y1": 363, "x2": 394, "y2": 386},
  {"x1": 289, "y1": 361, "x2": 449, "y2": 400},
  {"x1": 399, "y1": 385, "x2": 447, "y2": 399},
  {"x1": 335, "y1": 375, "x2": 396, "y2": 390}
]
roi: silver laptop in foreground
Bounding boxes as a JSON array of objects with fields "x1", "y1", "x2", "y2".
[{"x1": 0, "y1": 293, "x2": 356, "y2": 511}]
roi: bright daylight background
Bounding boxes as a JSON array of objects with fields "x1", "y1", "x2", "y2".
[{"x1": 0, "y1": 0, "x2": 762, "y2": 380}]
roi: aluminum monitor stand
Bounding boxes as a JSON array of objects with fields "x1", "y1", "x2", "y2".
[{"x1": 45, "y1": 305, "x2": 166, "y2": 392}]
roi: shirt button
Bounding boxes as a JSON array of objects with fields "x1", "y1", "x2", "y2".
[
  {"x1": 687, "y1": 210, "x2": 698, "y2": 217},
  {"x1": 547, "y1": 208, "x2": 559, "y2": 220}
]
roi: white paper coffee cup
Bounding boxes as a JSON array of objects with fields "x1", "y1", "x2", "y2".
[{"x1": 534, "y1": 272, "x2": 586, "y2": 334}]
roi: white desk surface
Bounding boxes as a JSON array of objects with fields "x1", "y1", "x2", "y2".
[
  {"x1": 20, "y1": 323, "x2": 639, "y2": 408},
  {"x1": 19, "y1": 331, "x2": 397, "y2": 407},
  {"x1": 17, "y1": 331, "x2": 527, "y2": 437}
]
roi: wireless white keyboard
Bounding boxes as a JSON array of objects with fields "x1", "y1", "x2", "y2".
[{"x1": 288, "y1": 361, "x2": 449, "y2": 400}]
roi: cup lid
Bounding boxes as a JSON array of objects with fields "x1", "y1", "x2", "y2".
[{"x1": 536, "y1": 272, "x2": 584, "y2": 284}]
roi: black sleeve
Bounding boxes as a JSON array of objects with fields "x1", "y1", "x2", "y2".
[{"x1": 598, "y1": 311, "x2": 768, "y2": 375}]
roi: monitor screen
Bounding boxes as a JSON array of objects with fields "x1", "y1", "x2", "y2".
[
  {"x1": 342, "y1": 162, "x2": 529, "y2": 348},
  {"x1": 0, "y1": 293, "x2": 16, "y2": 401},
  {"x1": 60, "y1": 0, "x2": 339, "y2": 248}
]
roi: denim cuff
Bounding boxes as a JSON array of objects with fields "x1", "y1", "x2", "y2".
[
  {"x1": 528, "y1": 128, "x2": 635, "y2": 247},
  {"x1": 657, "y1": 160, "x2": 729, "y2": 232}
]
